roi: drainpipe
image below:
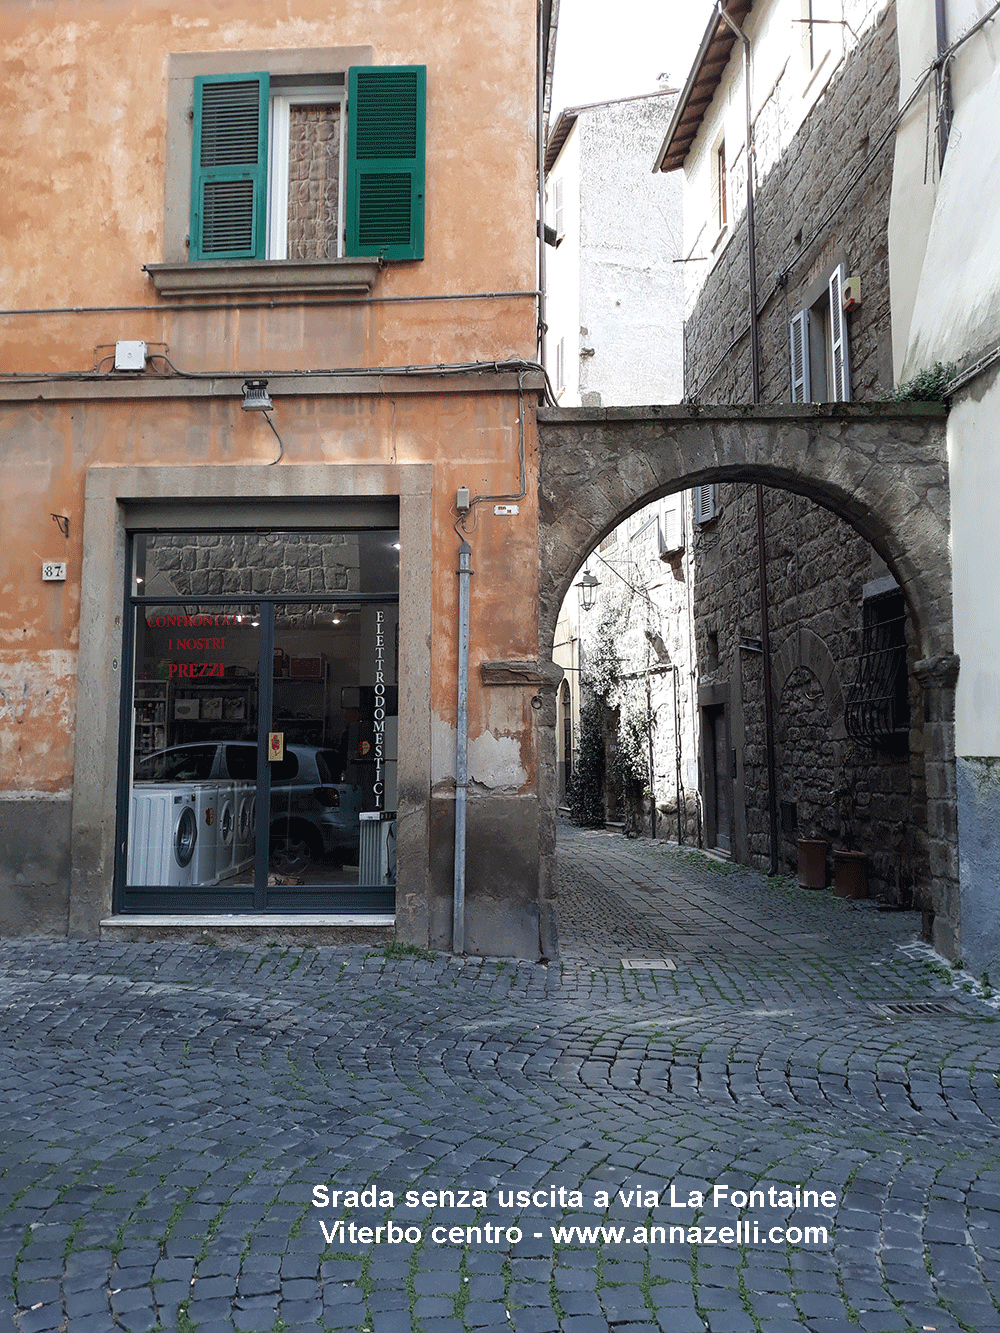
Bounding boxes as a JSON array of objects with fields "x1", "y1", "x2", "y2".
[
  {"x1": 646, "y1": 670, "x2": 656, "y2": 840},
  {"x1": 673, "y1": 664, "x2": 684, "y2": 846},
  {"x1": 717, "y1": 2, "x2": 760, "y2": 401},
  {"x1": 453, "y1": 541, "x2": 472, "y2": 953},
  {"x1": 755, "y1": 486, "x2": 780, "y2": 875},
  {"x1": 536, "y1": 0, "x2": 548, "y2": 363},
  {"x1": 717, "y1": 2, "x2": 779, "y2": 873}
]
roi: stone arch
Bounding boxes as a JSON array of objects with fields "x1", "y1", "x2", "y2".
[
  {"x1": 536, "y1": 402, "x2": 960, "y2": 960},
  {"x1": 772, "y1": 627, "x2": 846, "y2": 741}
]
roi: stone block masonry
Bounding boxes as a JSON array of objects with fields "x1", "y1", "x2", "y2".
[
  {"x1": 676, "y1": 6, "x2": 923, "y2": 901},
  {"x1": 684, "y1": 3, "x2": 899, "y2": 405}
]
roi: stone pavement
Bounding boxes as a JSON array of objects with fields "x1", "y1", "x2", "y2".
[{"x1": 1, "y1": 824, "x2": 999, "y2": 1333}]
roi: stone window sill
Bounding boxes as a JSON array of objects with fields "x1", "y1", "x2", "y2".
[{"x1": 144, "y1": 258, "x2": 381, "y2": 298}]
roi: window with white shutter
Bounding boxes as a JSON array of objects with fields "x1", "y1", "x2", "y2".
[
  {"x1": 828, "y1": 263, "x2": 851, "y2": 401},
  {"x1": 693, "y1": 485, "x2": 717, "y2": 525},
  {"x1": 790, "y1": 309, "x2": 810, "y2": 402},
  {"x1": 789, "y1": 263, "x2": 852, "y2": 404},
  {"x1": 553, "y1": 178, "x2": 565, "y2": 240},
  {"x1": 660, "y1": 494, "x2": 685, "y2": 555}
]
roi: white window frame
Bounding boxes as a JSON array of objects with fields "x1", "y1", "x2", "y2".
[
  {"x1": 714, "y1": 137, "x2": 728, "y2": 236},
  {"x1": 716, "y1": 141, "x2": 727, "y2": 230},
  {"x1": 553, "y1": 178, "x2": 565, "y2": 241},
  {"x1": 660, "y1": 493, "x2": 685, "y2": 556},
  {"x1": 629, "y1": 515, "x2": 661, "y2": 573},
  {"x1": 789, "y1": 263, "x2": 851, "y2": 403},
  {"x1": 800, "y1": 0, "x2": 843, "y2": 104},
  {"x1": 267, "y1": 86, "x2": 347, "y2": 261}
]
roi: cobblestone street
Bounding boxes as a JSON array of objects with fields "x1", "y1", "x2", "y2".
[{"x1": 1, "y1": 824, "x2": 998, "y2": 1333}]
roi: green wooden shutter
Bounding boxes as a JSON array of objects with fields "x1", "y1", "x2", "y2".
[
  {"x1": 346, "y1": 66, "x2": 425, "y2": 260},
  {"x1": 190, "y1": 73, "x2": 269, "y2": 261}
]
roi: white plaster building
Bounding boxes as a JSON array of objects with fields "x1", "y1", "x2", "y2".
[
  {"x1": 888, "y1": 0, "x2": 1000, "y2": 981},
  {"x1": 664, "y1": 0, "x2": 891, "y2": 327},
  {"x1": 544, "y1": 90, "x2": 684, "y2": 407},
  {"x1": 544, "y1": 90, "x2": 698, "y2": 833}
]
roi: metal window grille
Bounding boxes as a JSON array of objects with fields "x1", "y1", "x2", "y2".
[{"x1": 844, "y1": 591, "x2": 909, "y2": 746}]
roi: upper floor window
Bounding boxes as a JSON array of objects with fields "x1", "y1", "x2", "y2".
[
  {"x1": 715, "y1": 139, "x2": 728, "y2": 232},
  {"x1": 800, "y1": 0, "x2": 843, "y2": 100},
  {"x1": 553, "y1": 177, "x2": 565, "y2": 241},
  {"x1": 190, "y1": 66, "x2": 425, "y2": 263},
  {"x1": 693, "y1": 484, "x2": 718, "y2": 525},
  {"x1": 789, "y1": 263, "x2": 851, "y2": 402}
]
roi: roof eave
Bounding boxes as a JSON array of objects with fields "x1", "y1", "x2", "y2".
[{"x1": 652, "y1": 0, "x2": 752, "y2": 174}]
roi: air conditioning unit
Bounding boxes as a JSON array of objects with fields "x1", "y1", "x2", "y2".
[{"x1": 359, "y1": 811, "x2": 397, "y2": 885}]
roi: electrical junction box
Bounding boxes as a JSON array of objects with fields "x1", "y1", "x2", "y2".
[
  {"x1": 115, "y1": 340, "x2": 147, "y2": 371},
  {"x1": 42, "y1": 562, "x2": 66, "y2": 581}
]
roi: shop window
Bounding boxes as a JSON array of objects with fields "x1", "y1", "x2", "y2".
[{"x1": 120, "y1": 529, "x2": 400, "y2": 914}]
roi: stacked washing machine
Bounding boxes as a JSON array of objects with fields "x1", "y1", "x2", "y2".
[
  {"x1": 234, "y1": 783, "x2": 256, "y2": 878},
  {"x1": 214, "y1": 780, "x2": 237, "y2": 881},
  {"x1": 128, "y1": 786, "x2": 200, "y2": 887},
  {"x1": 189, "y1": 783, "x2": 220, "y2": 887}
]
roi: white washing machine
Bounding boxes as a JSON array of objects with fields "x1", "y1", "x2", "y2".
[
  {"x1": 189, "y1": 783, "x2": 220, "y2": 886},
  {"x1": 234, "y1": 784, "x2": 256, "y2": 876},
  {"x1": 128, "y1": 786, "x2": 199, "y2": 887},
  {"x1": 214, "y1": 780, "x2": 238, "y2": 880}
]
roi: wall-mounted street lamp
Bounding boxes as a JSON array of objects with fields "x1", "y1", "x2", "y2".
[
  {"x1": 240, "y1": 378, "x2": 283, "y2": 464},
  {"x1": 575, "y1": 567, "x2": 599, "y2": 612},
  {"x1": 241, "y1": 379, "x2": 273, "y2": 411}
]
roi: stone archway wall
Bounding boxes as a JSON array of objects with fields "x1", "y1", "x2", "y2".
[{"x1": 536, "y1": 402, "x2": 960, "y2": 959}]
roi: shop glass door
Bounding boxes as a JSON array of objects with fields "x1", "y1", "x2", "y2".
[{"x1": 118, "y1": 529, "x2": 398, "y2": 914}]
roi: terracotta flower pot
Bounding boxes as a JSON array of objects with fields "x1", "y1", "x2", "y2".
[
  {"x1": 833, "y1": 850, "x2": 868, "y2": 899},
  {"x1": 797, "y1": 838, "x2": 829, "y2": 890}
]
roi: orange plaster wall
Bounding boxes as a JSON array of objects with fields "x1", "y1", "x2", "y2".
[
  {"x1": 0, "y1": 389, "x2": 541, "y2": 792},
  {"x1": 0, "y1": 1, "x2": 543, "y2": 801},
  {"x1": 0, "y1": 0, "x2": 539, "y2": 371}
]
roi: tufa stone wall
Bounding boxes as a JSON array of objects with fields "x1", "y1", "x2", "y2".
[
  {"x1": 691, "y1": 485, "x2": 927, "y2": 901},
  {"x1": 677, "y1": 8, "x2": 927, "y2": 902},
  {"x1": 684, "y1": 3, "x2": 899, "y2": 404}
]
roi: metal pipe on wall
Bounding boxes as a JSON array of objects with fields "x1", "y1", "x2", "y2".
[
  {"x1": 536, "y1": 0, "x2": 548, "y2": 363},
  {"x1": 453, "y1": 540, "x2": 472, "y2": 953}
]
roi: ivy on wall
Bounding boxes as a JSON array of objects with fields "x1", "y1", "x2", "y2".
[{"x1": 568, "y1": 601, "x2": 652, "y2": 833}]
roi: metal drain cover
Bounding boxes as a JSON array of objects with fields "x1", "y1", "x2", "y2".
[
  {"x1": 870, "y1": 999, "x2": 969, "y2": 1017},
  {"x1": 622, "y1": 958, "x2": 676, "y2": 970}
]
